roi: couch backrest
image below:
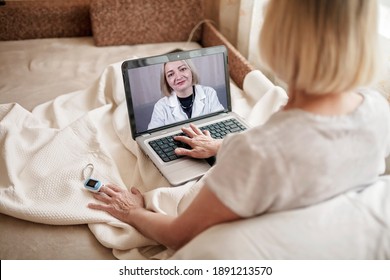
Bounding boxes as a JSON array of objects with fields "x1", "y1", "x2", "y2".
[
  {"x1": 0, "y1": 0, "x2": 204, "y2": 45},
  {"x1": 0, "y1": 0, "x2": 91, "y2": 40},
  {"x1": 90, "y1": 0, "x2": 204, "y2": 46}
]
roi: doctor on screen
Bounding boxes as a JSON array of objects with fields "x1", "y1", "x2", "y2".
[{"x1": 147, "y1": 59, "x2": 224, "y2": 130}]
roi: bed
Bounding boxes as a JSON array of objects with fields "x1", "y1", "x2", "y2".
[{"x1": 1, "y1": 0, "x2": 389, "y2": 260}]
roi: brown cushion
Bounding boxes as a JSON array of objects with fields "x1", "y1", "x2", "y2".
[
  {"x1": 90, "y1": 0, "x2": 204, "y2": 46},
  {"x1": 0, "y1": 0, "x2": 91, "y2": 41}
]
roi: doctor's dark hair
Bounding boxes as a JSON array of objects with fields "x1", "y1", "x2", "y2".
[
  {"x1": 259, "y1": 0, "x2": 379, "y2": 95},
  {"x1": 160, "y1": 59, "x2": 199, "y2": 97}
]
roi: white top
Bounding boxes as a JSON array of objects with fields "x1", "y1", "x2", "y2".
[
  {"x1": 148, "y1": 85, "x2": 224, "y2": 129},
  {"x1": 204, "y1": 89, "x2": 390, "y2": 217}
]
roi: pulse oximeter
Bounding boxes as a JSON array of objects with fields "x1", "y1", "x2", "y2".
[{"x1": 84, "y1": 178, "x2": 102, "y2": 193}]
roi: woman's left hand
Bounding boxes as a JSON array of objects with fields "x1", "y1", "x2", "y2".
[{"x1": 88, "y1": 184, "x2": 144, "y2": 225}]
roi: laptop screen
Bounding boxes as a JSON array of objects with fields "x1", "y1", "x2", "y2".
[{"x1": 121, "y1": 45, "x2": 231, "y2": 139}]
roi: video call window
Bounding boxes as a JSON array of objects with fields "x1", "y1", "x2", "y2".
[{"x1": 126, "y1": 53, "x2": 228, "y2": 134}]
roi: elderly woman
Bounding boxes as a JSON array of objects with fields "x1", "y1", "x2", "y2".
[{"x1": 89, "y1": 0, "x2": 390, "y2": 251}]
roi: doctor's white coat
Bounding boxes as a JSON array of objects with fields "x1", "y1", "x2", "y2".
[{"x1": 148, "y1": 85, "x2": 224, "y2": 129}]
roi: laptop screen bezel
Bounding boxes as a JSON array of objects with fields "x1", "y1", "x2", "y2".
[{"x1": 121, "y1": 45, "x2": 231, "y2": 139}]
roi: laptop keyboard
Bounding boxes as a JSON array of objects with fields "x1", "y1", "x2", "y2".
[{"x1": 149, "y1": 118, "x2": 247, "y2": 162}]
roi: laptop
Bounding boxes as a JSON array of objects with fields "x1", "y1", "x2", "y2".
[{"x1": 121, "y1": 45, "x2": 250, "y2": 186}]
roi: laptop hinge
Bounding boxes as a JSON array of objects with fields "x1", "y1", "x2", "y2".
[{"x1": 140, "y1": 133, "x2": 151, "y2": 138}]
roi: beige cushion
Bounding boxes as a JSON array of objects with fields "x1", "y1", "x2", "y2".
[{"x1": 90, "y1": 0, "x2": 204, "y2": 46}]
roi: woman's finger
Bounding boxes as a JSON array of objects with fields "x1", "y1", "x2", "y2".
[
  {"x1": 174, "y1": 135, "x2": 192, "y2": 145},
  {"x1": 99, "y1": 185, "x2": 117, "y2": 197},
  {"x1": 189, "y1": 123, "x2": 203, "y2": 135},
  {"x1": 181, "y1": 126, "x2": 196, "y2": 137},
  {"x1": 92, "y1": 192, "x2": 111, "y2": 204},
  {"x1": 203, "y1": 130, "x2": 211, "y2": 137},
  {"x1": 88, "y1": 202, "x2": 109, "y2": 211},
  {"x1": 104, "y1": 183, "x2": 123, "y2": 192},
  {"x1": 131, "y1": 187, "x2": 141, "y2": 195},
  {"x1": 175, "y1": 147, "x2": 191, "y2": 156}
]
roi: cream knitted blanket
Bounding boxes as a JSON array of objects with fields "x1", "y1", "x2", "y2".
[{"x1": 0, "y1": 62, "x2": 287, "y2": 259}]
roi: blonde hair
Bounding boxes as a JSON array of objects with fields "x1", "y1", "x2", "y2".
[
  {"x1": 259, "y1": 0, "x2": 379, "y2": 95},
  {"x1": 160, "y1": 59, "x2": 199, "y2": 97}
]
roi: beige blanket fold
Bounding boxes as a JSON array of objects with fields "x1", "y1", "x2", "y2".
[
  {"x1": 0, "y1": 62, "x2": 170, "y2": 258},
  {"x1": 0, "y1": 60, "x2": 293, "y2": 259}
]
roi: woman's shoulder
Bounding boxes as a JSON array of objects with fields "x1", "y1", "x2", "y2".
[
  {"x1": 195, "y1": 84, "x2": 216, "y2": 93},
  {"x1": 154, "y1": 94, "x2": 175, "y2": 107},
  {"x1": 357, "y1": 87, "x2": 387, "y2": 99},
  {"x1": 348, "y1": 88, "x2": 390, "y2": 128},
  {"x1": 357, "y1": 88, "x2": 389, "y2": 111}
]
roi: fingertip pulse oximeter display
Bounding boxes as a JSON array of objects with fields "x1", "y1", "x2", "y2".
[{"x1": 84, "y1": 178, "x2": 102, "y2": 192}]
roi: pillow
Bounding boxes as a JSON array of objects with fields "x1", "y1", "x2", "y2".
[
  {"x1": 0, "y1": 0, "x2": 91, "y2": 40},
  {"x1": 90, "y1": 0, "x2": 204, "y2": 46}
]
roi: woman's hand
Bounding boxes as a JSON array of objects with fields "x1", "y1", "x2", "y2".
[
  {"x1": 174, "y1": 123, "x2": 222, "y2": 159},
  {"x1": 88, "y1": 183, "x2": 241, "y2": 251},
  {"x1": 88, "y1": 184, "x2": 145, "y2": 225}
]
